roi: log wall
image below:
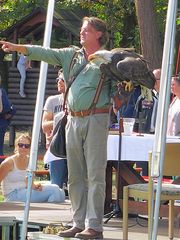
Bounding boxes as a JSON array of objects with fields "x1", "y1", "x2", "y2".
[{"x1": 7, "y1": 67, "x2": 58, "y2": 146}]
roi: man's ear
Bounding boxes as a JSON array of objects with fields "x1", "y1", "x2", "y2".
[{"x1": 96, "y1": 31, "x2": 102, "y2": 41}]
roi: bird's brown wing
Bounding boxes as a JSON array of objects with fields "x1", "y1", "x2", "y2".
[
  {"x1": 109, "y1": 50, "x2": 156, "y2": 89},
  {"x1": 117, "y1": 57, "x2": 155, "y2": 89},
  {"x1": 99, "y1": 49, "x2": 155, "y2": 101}
]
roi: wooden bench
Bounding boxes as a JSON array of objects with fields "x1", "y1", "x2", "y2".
[
  {"x1": 7, "y1": 66, "x2": 58, "y2": 146},
  {"x1": 34, "y1": 170, "x2": 50, "y2": 181}
]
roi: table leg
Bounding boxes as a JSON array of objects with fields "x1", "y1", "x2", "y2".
[
  {"x1": 105, "y1": 161, "x2": 113, "y2": 214},
  {"x1": 104, "y1": 161, "x2": 146, "y2": 214}
]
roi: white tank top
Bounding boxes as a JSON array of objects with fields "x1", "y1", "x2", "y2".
[{"x1": 1, "y1": 158, "x2": 27, "y2": 196}]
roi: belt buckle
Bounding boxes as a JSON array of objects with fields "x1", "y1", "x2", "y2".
[{"x1": 80, "y1": 110, "x2": 84, "y2": 117}]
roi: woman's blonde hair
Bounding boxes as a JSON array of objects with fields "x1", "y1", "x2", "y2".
[{"x1": 14, "y1": 134, "x2": 31, "y2": 153}]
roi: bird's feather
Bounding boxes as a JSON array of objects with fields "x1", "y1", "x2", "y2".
[
  {"x1": 89, "y1": 48, "x2": 156, "y2": 102},
  {"x1": 89, "y1": 48, "x2": 156, "y2": 89}
]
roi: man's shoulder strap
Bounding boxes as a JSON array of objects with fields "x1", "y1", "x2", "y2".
[
  {"x1": 68, "y1": 50, "x2": 80, "y2": 77},
  {"x1": 63, "y1": 49, "x2": 87, "y2": 112}
]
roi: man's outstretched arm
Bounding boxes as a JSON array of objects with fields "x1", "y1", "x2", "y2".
[{"x1": 0, "y1": 41, "x2": 28, "y2": 55}]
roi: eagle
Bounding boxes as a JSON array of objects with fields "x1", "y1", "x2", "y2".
[{"x1": 88, "y1": 48, "x2": 156, "y2": 99}]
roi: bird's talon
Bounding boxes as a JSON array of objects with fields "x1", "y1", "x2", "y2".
[{"x1": 123, "y1": 81, "x2": 133, "y2": 92}]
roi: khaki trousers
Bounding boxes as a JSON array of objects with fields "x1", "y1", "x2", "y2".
[{"x1": 66, "y1": 113, "x2": 109, "y2": 232}]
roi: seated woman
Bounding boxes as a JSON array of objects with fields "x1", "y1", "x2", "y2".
[{"x1": 0, "y1": 134, "x2": 65, "y2": 203}]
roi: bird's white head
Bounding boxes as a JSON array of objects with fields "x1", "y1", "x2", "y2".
[{"x1": 88, "y1": 50, "x2": 112, "y2": 63}]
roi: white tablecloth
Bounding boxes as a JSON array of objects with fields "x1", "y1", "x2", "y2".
[{"x1": 107, "y1": 133, "x2": 180, "y2": 161}]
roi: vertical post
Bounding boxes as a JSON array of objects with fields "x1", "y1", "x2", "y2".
[
  {"x1": 20, "y1": 1, "x2": 55, "y2": 240},
  {"x1": 151, "y1": 0, "x2": 178, "y2": 239}
]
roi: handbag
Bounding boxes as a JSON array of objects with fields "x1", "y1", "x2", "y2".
[{"x1": 50, "y1": 112, "x2": 67, "y2": 158}]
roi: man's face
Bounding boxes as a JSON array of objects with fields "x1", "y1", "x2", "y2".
[
  {"x1": 57, "y1": 79, "x2": 65, "y2": 94},
  {"x1": 80, "y1": 20, "x2": 102, "y2": 47},
  {"x1": 171, "y1": 77, "x2": 180, "y2": 95}
]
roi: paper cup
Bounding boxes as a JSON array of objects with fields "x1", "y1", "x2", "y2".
[{"x1": 123, "y1": 118, "x2": 135, "y2": 135}]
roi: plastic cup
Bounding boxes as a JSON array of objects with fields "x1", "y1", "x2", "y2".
[{"x1": 123, "y1": 118, "x2": 135, "y2": 135}]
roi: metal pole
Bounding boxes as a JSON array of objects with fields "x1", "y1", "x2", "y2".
[
  {"x1": 151, "y1": 1, "x2": 178, "y2": 239},
  {"x1": 20, "y1": 1, "x2": 55, "y2": 239}
]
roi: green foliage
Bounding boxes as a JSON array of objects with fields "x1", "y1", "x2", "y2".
[
  {"x1": 176, "y1": 1, "x2": 180, "y2": 26},
  {"x1": 0, "y1": 0, "x2": 178, "y2": 50},
  {"x1": 0, "y1": 0, "x2": 48, "y2": 31},
  {"x1": 154, "y1": 0, "x2": 168, "y2": 33},
  {"x1": 0, "y1": 194, "x2": 4, "y2": 202},
  {"x1": 113, "y1": 32, "x2": 122, "y2": 49},
  {"x1": 62, "y1": 0, "x2": 137, "y2": 48}
]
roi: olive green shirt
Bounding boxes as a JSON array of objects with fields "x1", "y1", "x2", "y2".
[{"x1": 26, "y1": 45, "x2": 117, "y2": 112}]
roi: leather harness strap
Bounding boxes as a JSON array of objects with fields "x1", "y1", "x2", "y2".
[
  {"x1": 64, "y1": 51, "x2": 107, "y2": 117},
  {"x1": 70, "y1": 107, "x2": 110, "y2": 117}
]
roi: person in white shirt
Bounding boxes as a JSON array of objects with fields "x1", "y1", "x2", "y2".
[
  {"x1": 42, "y1": 71, "x2": 68, "y2": 189},
  {"x1": 167, "y1": 74, "x2": 180, "y2": 136}
]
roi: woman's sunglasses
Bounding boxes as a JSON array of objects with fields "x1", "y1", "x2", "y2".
[{"x1": 18, "y1": 143, "x2": 31, "y2": 149}]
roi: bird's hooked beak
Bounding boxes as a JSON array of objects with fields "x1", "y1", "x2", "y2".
[{"x1": 88, "y1": 50, "x2": 112, "y2": 63}]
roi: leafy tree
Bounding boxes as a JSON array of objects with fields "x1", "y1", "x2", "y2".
[
  {"x1": 75, "y1": 0, "x2": 179, "y2": 70},
  {"x1": 0, "y1": 0, "x2": 179, "y2": 70},
  {"x1": 0, "y1": 0, "x2": 171, "y2": 50},
  {"x1": 0, "y1": 0, "x2": 48, "y2": 30},
  {"x1": 56, "y1": 0, "x2": 138, "y2": 49}
]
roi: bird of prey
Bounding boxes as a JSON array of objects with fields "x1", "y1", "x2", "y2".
[{"x1": 88, "y1": 48, "x2": 156, "y2": 98}]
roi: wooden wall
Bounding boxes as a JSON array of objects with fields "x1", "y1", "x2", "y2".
[{"x1": 8, "y1": 67, "x2": 58, "y2": 145}]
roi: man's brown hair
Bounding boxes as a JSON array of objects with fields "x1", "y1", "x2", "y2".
[{"x1": 82, "y1": 17, "x2": 109, "y2": 47}]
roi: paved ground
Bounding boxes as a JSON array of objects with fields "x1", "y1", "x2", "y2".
[
  {"x1": 0, "y1": 201, "x2": 180, "y2": 239},
  {"x1": 28, "y1": 218, "x2": 180, "y2": 240}
]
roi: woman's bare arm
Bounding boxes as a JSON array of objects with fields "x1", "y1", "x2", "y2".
[{"x1": 0, "y1": 158, "x2": 14, "y2": 183}]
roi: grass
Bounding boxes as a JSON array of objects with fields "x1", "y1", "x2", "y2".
[{"x1": 0, "y1": 194, "x2": 4, "y2": 202}]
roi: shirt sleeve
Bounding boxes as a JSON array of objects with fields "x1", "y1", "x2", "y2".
[
  {"x1": 26, "y1": 45, "x2": 78, "y2": 82},
  {"x1": 174, "y1": 112, "x2": 180, "y2": 136},
  {"x1": 43, "y1": 96, "x2": 53, "y2": 112}
]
